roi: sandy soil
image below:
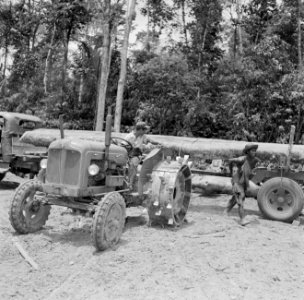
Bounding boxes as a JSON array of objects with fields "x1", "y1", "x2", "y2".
[{"x1": 0, "y1": 173, "x2": 304, "y2": 300}]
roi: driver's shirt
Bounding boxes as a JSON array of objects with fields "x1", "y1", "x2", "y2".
[{"x1": 125, "y1": 131, "x2": 148, "y2": 151}]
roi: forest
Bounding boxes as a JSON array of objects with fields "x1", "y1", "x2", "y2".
[{"x1": 0, "y1": 0, "x2": 303, "y2": 143}]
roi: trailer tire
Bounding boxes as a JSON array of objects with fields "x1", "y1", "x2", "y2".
[
  {"x1": 257, "y1": 177, "x2": 304, "y2": 222},
  {"x1": 92, "y1": 192, "x2": 126, "y2": 251},
  {"x1": 9, "y1": 180, "x2": 50, "y2": 233}
]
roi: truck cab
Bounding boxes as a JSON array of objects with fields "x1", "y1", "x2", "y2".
[{"x1": 0, "y1": 112, "x2": 47, "y2": 179}]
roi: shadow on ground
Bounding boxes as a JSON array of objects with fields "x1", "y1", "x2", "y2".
[
  {"x1": 0, "y1": 180, "x2": 19, "y2": 190},
  {"x1": 189, "y1": 203, "x2": 262, "y2": 218},
  {"x1": 37, "y1": 226, "x2": 92, "y2": 247},
  {"x1": 125, "y1": 215, "x2": 147, "y2": 229}
]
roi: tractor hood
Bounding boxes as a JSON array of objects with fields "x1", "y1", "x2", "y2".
[{"x1": 48, "y1": 138, "x2": 128, "y2": 166}]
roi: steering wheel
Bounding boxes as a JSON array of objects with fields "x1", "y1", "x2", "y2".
[{"x1": 111, "y1": 137, "x2": 133, "y2": 153}]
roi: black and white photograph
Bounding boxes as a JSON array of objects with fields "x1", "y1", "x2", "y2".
[{"x1": 0, "y1": 0, "x2": 303, "y2": 299}]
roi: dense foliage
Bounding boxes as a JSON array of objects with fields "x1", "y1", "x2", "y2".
[{"x1": 0, "y1": 0, "x2": 304, "y2": 143}]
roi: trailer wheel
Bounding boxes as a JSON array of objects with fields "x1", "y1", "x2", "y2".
[
  {"x1": 257, "y1": 177, "x2": 304, "y2": 222},
  {"x1": 92, "y1": 192, "x2": 126, "y2": 251},
  {"x1": 9, "y1": 180, "x2": 50, "y2": 233}
]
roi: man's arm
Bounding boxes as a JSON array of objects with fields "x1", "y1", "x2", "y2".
[
  {"x1": 143, "y1": 135, "x2": 163, "y2": 149},
  {"x1": 124, "y1": 132, "x2": 136, "y2": 147},
  {"x1": 228, "y1": 156, "x2": 246, "y2": 164},
  {"x1": 144, "y1": 135, "x2": 160, "y2": 145},
  {"x1": 228, "y1": 156, "x2": 246, "y2": 175}
]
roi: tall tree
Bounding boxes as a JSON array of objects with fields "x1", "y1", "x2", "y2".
[
  {"x1": 114, "y1": 0, "x2": 136, "y2": 132},
  {"x1": 140, "y1": 0, "x2": 174, "y2": 53},
  {"x1": 56, "y1": 0, "x2": 90, "y2": 103},
  {"x1": 42, "y1": 0, "x2": 90, "y2": 96},
  {"x1": 243, "y1": 0, "x2": 277, "y2": 45},
  {"x1": 298, "y1": 0, "x2": 302, "y2": 70},
  {"x1": 95, "y1": 0, "x2": 112, "y2": 131},
  {"x1": 0, "y1": 1, "x2": 14, "y2": 79},
  {"x1": 235, "y1": 0, "x2": 243, "y2": 56},
  {"x1": 43, "y1": 4, "x2": 58, "y2": 95},
  {"x1": 95, "y1": 0, "x2": 124, "y2": 131}
]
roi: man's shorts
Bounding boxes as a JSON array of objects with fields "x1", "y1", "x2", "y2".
[
  {"x1": 130, "y1": 156, "x2": 140, "y2": 167},
  {"x1": 232, "y1": 182, "x2": 245, "y2": 205}
]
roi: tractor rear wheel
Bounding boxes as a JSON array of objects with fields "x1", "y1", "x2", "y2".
[
  {"x1": 9, "y1": 180, "x2": 50, "y2": 233},
  {"x1": 148, "y1": 162, "x2": 192, "y2": 226},
  {"x1": 257, "y1": 177, "x2": 304, "y2": 222},
  {"x1": 92, "y1": 192, "x2": 126, "y2": 251}
]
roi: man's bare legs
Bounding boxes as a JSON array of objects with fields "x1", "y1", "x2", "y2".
[
  {"x1": 129, "y1": 157, "x2": 140, "y2": 190},
  {"x1": 223, "y1": 195, "x2": 237, "y2": 215}
]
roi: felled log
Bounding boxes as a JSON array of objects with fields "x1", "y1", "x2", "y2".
[
  {"x1": 21, "y1": 128, "x2": 304, "y2": 162},
  {"x1": 192, "y1": 174, "x2": 259, "y2": 197}
]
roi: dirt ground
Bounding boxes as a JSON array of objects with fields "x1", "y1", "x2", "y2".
[{"x1": 0, "y1": 173, "x2": 304, "y2": 300}]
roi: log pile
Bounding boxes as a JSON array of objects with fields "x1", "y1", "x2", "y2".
[{"x1": 21, "y1": 128, "x2": 304, "y2": 162}]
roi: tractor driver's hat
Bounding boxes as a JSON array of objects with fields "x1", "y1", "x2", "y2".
[
  {"x1": 135, "y1": 121, "x2": 148, "y2": 131},
  {"x1": 243, "y1": 143, "x2": 258, "y2": 155}
]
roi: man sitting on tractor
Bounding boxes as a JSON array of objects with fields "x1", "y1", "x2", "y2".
[
  {"x1": 125, "y1": 121, "x2": 162, "y2": 190},
  {"x1": 223, "y1": 143, "x2": 260, "y2": 225}
]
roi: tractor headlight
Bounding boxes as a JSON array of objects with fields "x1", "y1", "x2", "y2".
[
  {"x1": 40, "y1": 159, "x2": 48, "y2": 169},
  {"x1": 88, "y1": 164, "x2": 100, "y2": 176}
]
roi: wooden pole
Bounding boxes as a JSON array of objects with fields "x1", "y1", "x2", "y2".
[
  {"x1": 114, "y1": 0, "x2": 136, "y2": 132},
  {"x1": 287, "y1": 125, "x2": 296, "y2": 169},
  {"x1": 13, "y1": 238, "x2": 39, "y2": 270},
  {"x1": 59, "y1": 115, "x2": 64, "y2": 139}
]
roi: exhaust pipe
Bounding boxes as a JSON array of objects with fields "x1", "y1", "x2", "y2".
[
  {"x1": 59, "y1": 115, "x2": 64, "y2": 139},
  {"x1": 104, "y1": 108, "x2": 112, "y2": 162}
]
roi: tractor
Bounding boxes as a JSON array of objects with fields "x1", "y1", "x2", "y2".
[{"x1": 9, "y1": 111, "x2": 192, "y2": 251}]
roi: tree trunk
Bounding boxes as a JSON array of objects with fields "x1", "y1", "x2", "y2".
[
  {"x1": 114, "y1": 0, "x2": 136, "y2": 132},
  {"x1": 181, "y1": 0, "x2": 188, "y2": 48},
  {"x1": 22, "y1": 129, "x2": 304, "y2": 162},
  {"x1": 95, "y1": 0, "x2": 112, "y2": 131},
  {"x1": 78, "y1": 74, "x2": 84, "y2": 105},
  {"x1": 61, "y1": 30, "x2": 69, "y2": 104},
  {"x1": 236, "y1": 0, "x2": 243, "y2": 56},
  {"x1": 146, "y1": 0, "x2": 150, "y2": 51},
  {"x1": 31, "y1": 24, "x2": 39, "y2": 51},
  {"x1": 198, "y1": 5, "x2": 209, "y2": 73},
  {"x1": 197, "y1": 5, "x2": 210, "y2": 99},
  {"x1": 298, "y1": 0, "x2": 302, "y2": 70},
  {"x1": 43, "y1": 24, "x2": 57, "y2": 95},
  {"x1": 78, "y1": 43, "x2": 85, "y2": 105},
  {"x1": 192, "y1": 174, "x2": 259, "y2": 197},
  {"x1": 3, "y1": 36, "x2": 8, "y2": 78}
]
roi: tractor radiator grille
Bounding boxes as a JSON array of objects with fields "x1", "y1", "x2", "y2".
[
  {"x1": 46, "y1": 149, "x2": 80, "y2": 185},
  {"x1": 64, "y1": 150, "x2": 80, "y2": 185},
  {"x1": 46, "y1": 149, "x2": 61, "y2": 183}
]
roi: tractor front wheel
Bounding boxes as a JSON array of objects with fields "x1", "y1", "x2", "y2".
[
  {"x1": 9, "y1": 180, "x2": 50, "y2": 233},
  {"x1": 92, "y1": 192, "x2": 126, "y2": 251},
  {"x1": 257, "y1": 177, "x2": 304, "y2": 222}
]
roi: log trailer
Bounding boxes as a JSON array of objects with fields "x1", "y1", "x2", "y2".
[
  {"x1": 9, "y1": 110, "x2": 192, "y2": 251},
  {"x1": 191, "y1": 126, "x2": 304, "y2": 223}
]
